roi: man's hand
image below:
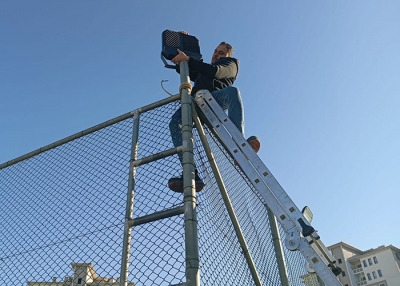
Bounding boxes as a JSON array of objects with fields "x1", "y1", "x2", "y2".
[{"x1": 171, "y1": 49, "x2": 189, "y2": 64}]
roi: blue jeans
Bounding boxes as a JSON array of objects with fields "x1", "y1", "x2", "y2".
[{"x1": 169, "y1": 86, "x2": 244, "y2": 164}]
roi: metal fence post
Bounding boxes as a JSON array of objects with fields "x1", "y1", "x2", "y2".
[
  {"x1": 120, "y1": 110, "x2": 140, "y2": 286},
  {"x1": 179, "y1": 61, "x2": 200, "y2": 286},
  {"x1": 266, "y1": 205, "x2": 290, "y2": 286}
]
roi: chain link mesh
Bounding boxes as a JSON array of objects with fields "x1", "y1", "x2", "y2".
[
  {"x1": 195, "y1": 126, "x2": 309, "y2": 285},
  {"x1": 1, "y1": 98, "x2": 308, "y2": 286},
  {"x1": 1, "y1": 117, "x2": 134, "y2": 285}
]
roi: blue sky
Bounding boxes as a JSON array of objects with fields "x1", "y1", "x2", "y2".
[{"x1": 1, "y1": 1, "x2": 399, "y2": 252}]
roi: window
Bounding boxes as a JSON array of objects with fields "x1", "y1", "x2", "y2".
[
  {"x1": 345, "y1": 284, "x2": 348, "y2": 286},
  {"x1": 367, "y1": 273, "x2": 372, "y2": 280},
  {"x1": 338, "y1": 258, "x2": 342, "y2": 264},
  {"x1": 379, "y1": 283, "x2": 386, "y2": 286},
  {"x1": 396, "y1": 253, "x2": 400, "y2": 260},
  {"x1": 372, "y1": 271, "x2": 377, "y2": 279},
  {"x1": 368, "y1": 258, "x2": 373, "y2": 265},
  {"x1": 378, "y1": 269, "x2": 383, "y2": 277},
  {"x1": 77, "y1": 278, "x2": 82, "y2": 284},
  {"x1": 373, "y1": 256, "x2": 378, "y2": 264},
  {"x1": 342, "y1": 271, "x2": 346, "y2": 277},
  {"x1": 363, "y1": 260, "x2": 367, "y2": 267}
]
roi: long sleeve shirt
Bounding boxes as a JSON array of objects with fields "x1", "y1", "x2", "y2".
[{"x1": 177, "y1": 57, "x2": 240, "y2": 95}]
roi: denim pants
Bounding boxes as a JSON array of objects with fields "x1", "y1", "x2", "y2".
[{"x1": 169, "y1": 86, "x2": 244, "y2": 164}]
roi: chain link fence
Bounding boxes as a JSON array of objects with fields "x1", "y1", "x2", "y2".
[{"x1": 0, "y1": 96, "x2": 308, "y2": 286}]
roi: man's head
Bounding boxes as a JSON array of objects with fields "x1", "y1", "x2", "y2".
[{"x1": 212, "y1": 42, "x2": 234, "y2": 63}]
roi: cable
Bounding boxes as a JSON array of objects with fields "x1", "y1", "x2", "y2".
[
  {"x1": 0, "y1": 223, "x2": 123, "y2": 261},
  {"x1": 161, "y1": 80, "x2": 174, "y2": 96}
]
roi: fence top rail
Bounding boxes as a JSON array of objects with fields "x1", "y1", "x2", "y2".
[{"x1": 0, "y1": 94, "x2": 180, "y2": 170}]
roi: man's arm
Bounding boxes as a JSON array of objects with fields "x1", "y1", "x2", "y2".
[
  {"x1": 188, "y1": 57, "x2": 238, "y2": 79},
  {"x1": 171, "y1": 49, "x2": 238, "y2": 80},
  {"x1": 172, "y1": 49, "x2": 199, "y2": 81}
]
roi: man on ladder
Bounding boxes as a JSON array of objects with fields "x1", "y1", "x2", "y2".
[{"x1": 168, "y1": 32, "x2": 261, "y2": 193}]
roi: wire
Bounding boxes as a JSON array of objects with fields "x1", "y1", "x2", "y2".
[
  {"x1": 161, "y1": 80, "x2": 175, "y2": 96},
  {"x1": 0, "y1": 223, "x2": 123, "y2": 261}
]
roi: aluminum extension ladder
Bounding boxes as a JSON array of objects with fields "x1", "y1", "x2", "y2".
[{"x1": 194, "y1": 90, "x2": 343, "y2": 286}]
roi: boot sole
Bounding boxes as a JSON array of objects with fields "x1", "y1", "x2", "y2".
[{"x1": 168, "y1": 181, "x2": 205, "y2": 193}]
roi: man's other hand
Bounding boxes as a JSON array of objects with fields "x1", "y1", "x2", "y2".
[{"x1": 171, "y1": 49, "x2": 189, "y2": 64}]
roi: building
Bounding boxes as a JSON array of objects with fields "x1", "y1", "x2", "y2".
[
  {"x1": 300, "y1": 273, "x2": 324, "y2": 286},
  {"x1": 328, "y1": 242, "x2": 400, "y2": 286},
  {"x1": 27, "y1": 263, "x2": 135, "y2": 286}
]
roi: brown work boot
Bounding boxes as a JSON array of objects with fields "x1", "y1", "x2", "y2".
[
  {"x1": 234, "y1": 136, "x2": 261, "y2": 166},
  {"x1": 247, "y1": 136, "x2": 261, "y2": 153}
]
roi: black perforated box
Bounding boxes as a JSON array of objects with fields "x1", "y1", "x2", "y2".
[{"x1": 162, "y1": 30, "x2": 202, "y2": 61}]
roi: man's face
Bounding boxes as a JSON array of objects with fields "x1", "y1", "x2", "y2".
[{"x1": 212, "y1": 44, "x2": 229, "y2": 64}]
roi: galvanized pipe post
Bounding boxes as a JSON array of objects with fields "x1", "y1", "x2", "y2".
[
  {"x1": 180, "y1": 61, "x2": 200, "y2": 286},
  {"x1": 266, "y1": 205, "x2": 290, "y2": 286},
  {"x1": 120, "y1": 110, "x2": 140, "y2": 286}
]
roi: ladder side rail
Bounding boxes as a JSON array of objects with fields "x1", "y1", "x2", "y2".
[
  {"x1": 306, "y1": 236, "x2": 342, "y2": 273},
  {"x1": 197, "y1": 93, "x2": 314, "y2": 235},
  {"x1": 195, "y1": 95, "x2": 297, "y2": 232},
  {"x1": 297, "y1": 240, "x2": 343, "y2": 286},
  {"x1": 200, "y1": 93, "x2": 340, "y2": 266},
  {"x1": 195, "y1": 93, "x2": 343, "y2": 286}
]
